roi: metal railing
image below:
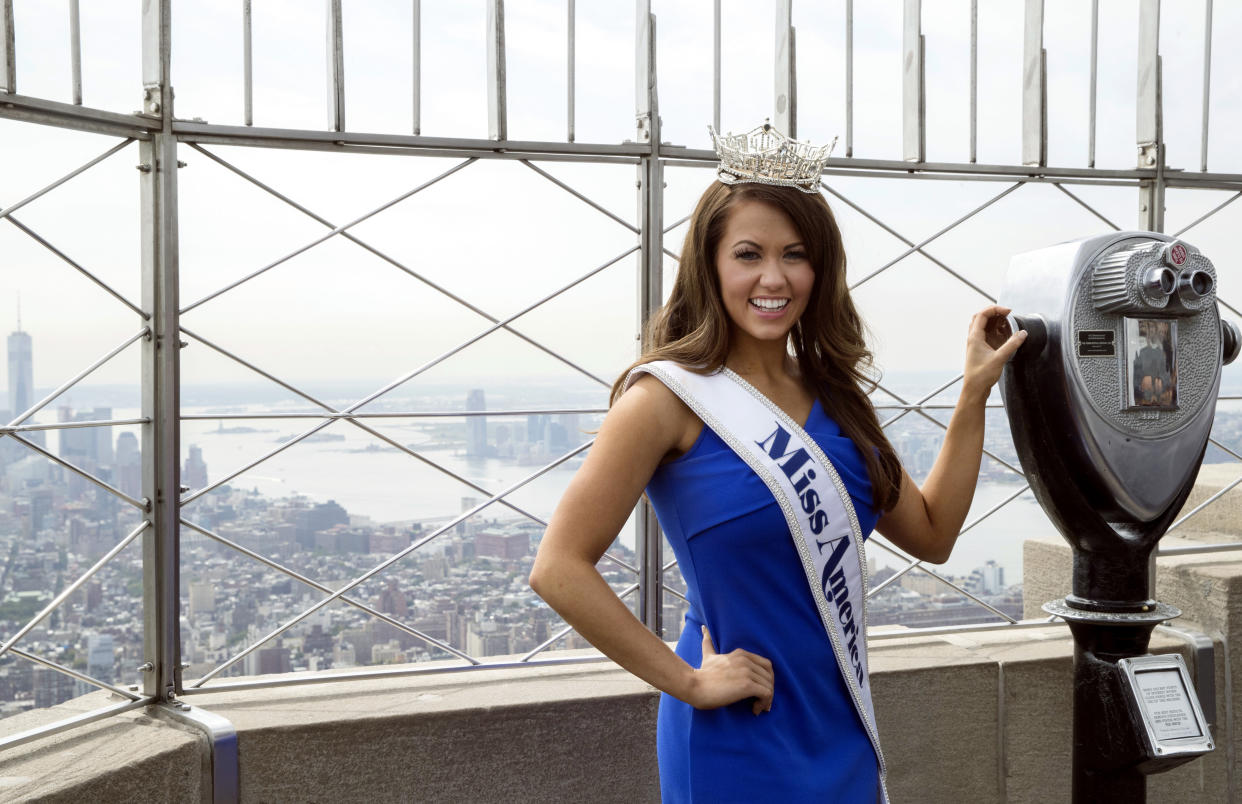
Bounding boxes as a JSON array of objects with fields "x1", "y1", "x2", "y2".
[{"x1": 0, "y1": 0, "x2": 1241, "y2": 764}]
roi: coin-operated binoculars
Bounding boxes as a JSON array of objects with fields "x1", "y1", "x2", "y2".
[{"x1": 998, "y1": 232, "x2": 1240, "y2": 803}]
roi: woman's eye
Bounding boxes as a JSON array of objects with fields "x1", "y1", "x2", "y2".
[
  {"x1": 785, "y1": 251, "x2": 808, "y2": 261},
  {"x1": 734, "y1": 250, "x2": 759, "y2": 261}
]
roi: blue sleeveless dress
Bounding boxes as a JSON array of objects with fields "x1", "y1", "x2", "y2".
[{"x1": 646, "y1": 397, "x2": 882, "y2": 803}]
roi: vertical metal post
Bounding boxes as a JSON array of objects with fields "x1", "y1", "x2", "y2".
[
  {"x1": 567, "y1": 0, "x2": 575, "y2": 142},
  {"x1": 69, "y1": 0, "x2": 82, "y2": 105},
  {"x1": 1022, "y1": 0, "x2": 1046, "y2": 167},
  {"x1": 1137, "y1": 0, "x2": 1163, "y2": 232},
  {"x1": 242, "y1": 0, "x2": 253, "y2": 126},
  {"x1": 712, "y1": 0, "x2": 720, "y2": 134},
  {"x1": 140, "y1": 0, "x2": 183, "y2": 701},
  {"x1": 845, "y1": 0, "x2": 853, "y2": 157},
  {"x1": 635, "y1": 2, "x2": 663, "y2": 636},
  {"x1": 1200, "y1": 0, "x2": 1213, "y2": 172},
  {"x1": 775, "y1": 0, "x2": 794, "y2": 137},
  {"x1": 1088, "y1": 0, "x2": 1098, "y2": 167},
  {"x1": 412, "y1": 0, "x2": 421, "y2": 135},
  {"x1": 969, "y1": 0, "x2": 977, "y2": 163},
  {"x1": 0, "y1": 0, "x2": 14, "y2": 94},
  {"x1": 901, "y1": 0, "x2": 924, "y2": 162},
  {"x1": 635, "y1": 0, "x2": 655, "y2": 144},
  {"x1": 487, "y1": 0, "x2": 507, "y2": 141},
  {"x1": 326, "y1": 0, "x2": 345, "y2": 132}
]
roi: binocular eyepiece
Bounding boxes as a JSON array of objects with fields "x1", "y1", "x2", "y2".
[{"x1": 1093, "y1": 239, "x2": 1216, "y2": 315}]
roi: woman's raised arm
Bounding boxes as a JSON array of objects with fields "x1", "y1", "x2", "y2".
[
  {"x1": 530, "y1": 375, "x2": 775, "y2": 714},
  {"x1": 875, "y1": 305, "x2": 1027, "y2": 563}
]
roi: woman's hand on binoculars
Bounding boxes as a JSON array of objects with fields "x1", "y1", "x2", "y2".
[{"x1": 962, "y1": 304, "x2": 1027, "y2": 401}]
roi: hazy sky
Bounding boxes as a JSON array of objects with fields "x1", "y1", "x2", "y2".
[{"x1": 3, "y1": 0, "x2": 1242, "y2": 400}]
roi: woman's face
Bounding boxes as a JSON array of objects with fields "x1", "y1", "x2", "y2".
[{"x1": 714, "y1": 199, "x2": 816, "y2": 347}]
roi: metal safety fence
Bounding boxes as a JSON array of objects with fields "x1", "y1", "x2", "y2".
[{"x1": 0, "y1": 0, "x2": 1240, "y2": 766}]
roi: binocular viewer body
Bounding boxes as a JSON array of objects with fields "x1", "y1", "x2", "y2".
[
  {"x1": 998, "y1": 232, "x2": 1232, "y2": 797},
  {"x1": 1000, "y1": 231, "x2": 1238, "y2": 609}
]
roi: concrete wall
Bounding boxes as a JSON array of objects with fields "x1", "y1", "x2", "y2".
[{"x1": 2, "y1": 533, "x2": 1239, "y2": 801}]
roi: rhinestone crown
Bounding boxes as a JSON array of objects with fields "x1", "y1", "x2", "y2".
[{"x1": 709, "y1": 119, "x2": 836, "y2": 194}]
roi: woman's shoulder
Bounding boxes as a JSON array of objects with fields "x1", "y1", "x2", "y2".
[
  {"x1": 614, "y1": 371, "x2": 703, "y2": 459},
  {"x1": 616, "y1": 371, "x2": 692, "y2": 421}
]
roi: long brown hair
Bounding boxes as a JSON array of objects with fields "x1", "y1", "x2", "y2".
[{"x1": 611, "y1": 181, "x2": 903, "y2": 511}]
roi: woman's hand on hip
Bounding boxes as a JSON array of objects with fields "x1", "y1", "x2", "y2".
[{"x1": 689, "y1": 626, "x2": 774, "y2": 716}]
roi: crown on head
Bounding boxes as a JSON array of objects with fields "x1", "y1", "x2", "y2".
[{"x1": 709, "y1": 120, "x2": 836, "y2": 194}]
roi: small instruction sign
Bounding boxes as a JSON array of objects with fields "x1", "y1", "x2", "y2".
[
  {"x1": 1135, "y1": 669, "x2": 1201, "y2": 740},
  {"x1": 1078, "y1": 330, "x2": 1115, "y2": 357}
]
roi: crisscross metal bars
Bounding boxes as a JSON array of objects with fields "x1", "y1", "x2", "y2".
[
  {"x1": 176, "y1": 325, "x2": 636, "y2": 577},
  {"x1": 185, "y1": 144, "x2": 630, "y2": 387},
  {"x1": 0, "y1": 131, "x2": 153, "y2": 739},
  {"x1": 176, "y1": 235, "x2": 639, "y2": 676},
  {"x1": 858, "y1": 371, "x2": 1031, "y2": 615},
  {"x1": 179, "y1": 241, "x2": 637, "y2": 507},
  {"x1": 0, "y1": 323, "x2": 151, "y2": 508},
  {"x1": 1, "y1": 139, "x2": 146, "y2": 318},
  {"x1": 179, "y1": 517, "x2": 478, "y2": 665},
  {"x1": 0, "y1": 521, "x2": 150, "y2": 663},
  {"x1": 190, "y1": 438, "x2": 594, "y2": 688},
  {"x1": 5, "y1": 328, "x2": 149, "y2": 430},
  {"x1": 178, "y1": 156, "x2": 477, "y2": 315},
  {"x1": 521, "y1": 581, "x2": 640, "y2": 663},
  {"x1": 1157, "y1": 436, "x2": 1242, "y2": 555},
  {"x1": 866, "y1": 536, "x2": 1019, "y2": 625}
]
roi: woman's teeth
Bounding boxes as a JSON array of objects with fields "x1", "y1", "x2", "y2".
[{"x1": 749, "y1": 298, "x2": 789, "y2": 311}]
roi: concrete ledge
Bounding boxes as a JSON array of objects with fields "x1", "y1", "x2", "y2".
[
  {"x1": 0, "y1": 692, "x2": 205, "y2": 802},
  {"x1": 184, "y1": 660, "x2": 661, "y2": 803}
]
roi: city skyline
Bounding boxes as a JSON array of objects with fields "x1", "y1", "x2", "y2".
[{"x1": 0, "y1": 322, "x2": 1032, "y2": 718}]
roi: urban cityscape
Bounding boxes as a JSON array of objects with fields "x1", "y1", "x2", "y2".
[{"x1": 19, "y1": 322, "x2": 1239, "y2": 718}]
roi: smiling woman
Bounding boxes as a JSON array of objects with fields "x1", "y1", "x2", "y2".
[
  {"x1": 529, "y1": 123, "x2": 1025, "y2": 802},
  {"x1": 714, "y1": 200, "x2": 815, "y2": 344}
]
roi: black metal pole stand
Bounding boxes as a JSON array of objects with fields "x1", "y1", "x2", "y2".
[{"x1": 1044, "y1": 549, "x2": 1179, "y2": 804}]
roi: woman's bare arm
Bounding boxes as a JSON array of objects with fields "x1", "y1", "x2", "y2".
[
  {"x1": 529, "y1": 375, "x2": 774, "y2": 714},
  {"x1": 875, "y1": 305, "x2": 1026, "y2": 563}
]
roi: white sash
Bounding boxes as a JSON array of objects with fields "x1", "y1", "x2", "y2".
[{"x1": 627, "y1": 360, "x2": 888, "y2": 802}]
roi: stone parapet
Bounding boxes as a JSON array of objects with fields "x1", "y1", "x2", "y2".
[{"x1": 0, "y1": 626, "x2": 1220, "y2": 802}]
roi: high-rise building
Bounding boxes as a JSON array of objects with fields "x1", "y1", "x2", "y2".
[
  {"x1": 32, "y1": 666, "x2": 76, "y2": 709},
  {"x1": 474, "y1": 530, "x2": 530, "y2": 560},
  {"x1": 557, "y1": 412, "x2": 582, "y2": 449},
  {"x1": 115, "y1": 432, "x2": 141, "y2": 499},
  {"x1": 7, "y1": 328, "x2": 32, "y2": 421},
  {"x1": 59, "y1": 406, "x2": 113, "y2": 466},
  {"x1": 189, "y1": 581, "x2": 216, "y2": 617},
  {"x1": 526, "y1": 414, "x2": 549, "y2": 444},
  {"x1": 466, "y1": 389, "x2": 488, "y2": 457},
  {"x1": 86, "y1": 633, "x2": 116, "y2": 684},
  {"x1": 965, "y1": 560, "x2": 1006, "y2": 596},
  {"x1": 183, "y1": 444, "x2": 208, "y2": 491},
  {"x1": 6, "y1": 320, "x2": 44, "y2": 447}
]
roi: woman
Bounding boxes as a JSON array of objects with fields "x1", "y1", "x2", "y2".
[{"x1": 529, "y1": 127, "x2": 1025, "y2": 801}]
